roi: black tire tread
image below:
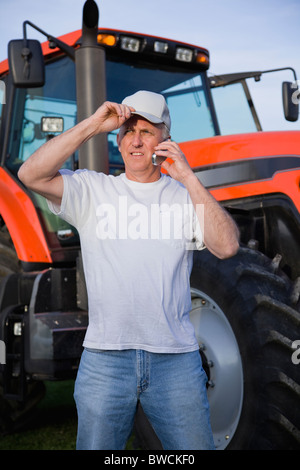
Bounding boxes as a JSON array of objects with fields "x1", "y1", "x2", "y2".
[{"x1": 191, "y1": 247, "x2": 300, "y2": 449}]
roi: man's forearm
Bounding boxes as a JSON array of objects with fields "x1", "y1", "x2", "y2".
[
  {"x1": 184, "y1": 173, "x2": 239, "y2": 259},
  {"x1": 18, "y1": 116, "x2": 97, "y2": 189},
  {"x1": 18, "y1": 101, "x2": 134, "y2": 204}
]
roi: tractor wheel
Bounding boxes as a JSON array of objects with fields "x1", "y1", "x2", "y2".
[
  {"x1": 0, "y1": 223, "x2": 20, "y2": 278},
  {"x1": 134, "y1": 247, "x2": 300, "y2": 450},
  {"x1": 0, "y1": 223, "x2": 45, "y2": 435},
  {"x1": 0, "y1": 381, "x2": 46, "y2": 434}
]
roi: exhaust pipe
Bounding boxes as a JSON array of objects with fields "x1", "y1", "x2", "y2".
[{"x1": 75, "y1": 0, "x2": 109, "y2": 173}]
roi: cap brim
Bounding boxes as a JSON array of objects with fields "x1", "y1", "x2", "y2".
[{"x1": 131, "y1": 111, "x2": 163, "y2": 124}]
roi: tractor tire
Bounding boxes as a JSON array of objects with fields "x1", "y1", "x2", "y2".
[
  {"x1": 0, "y1": 224, "x2": 20, "y2": 279},
  {"x1": 134, "y1": 247, "x2": 300, "y2": 450},
  {"x1": 0, "y1": 224, "x2": 46, "y2": 435},
  {"x1": 0, "y1": 381, "x2": 46, "y2": 435}
]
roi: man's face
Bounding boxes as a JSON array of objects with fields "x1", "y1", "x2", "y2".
[{"x1": 117, "y1": 116, "x2": 165, "y2": 178}]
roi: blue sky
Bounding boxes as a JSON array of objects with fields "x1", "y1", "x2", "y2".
[{"x1": 0, "y1": 0, "x2": 299, "y2": 131}]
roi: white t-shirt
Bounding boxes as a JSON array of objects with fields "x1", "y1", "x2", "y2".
[{"x1": 48, "y1": 170, "x2": 204, "y2": 353}]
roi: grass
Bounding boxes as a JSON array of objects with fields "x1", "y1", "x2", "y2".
[{"x1": 0, "y1": 380, "x2": 138, "y2": 450}]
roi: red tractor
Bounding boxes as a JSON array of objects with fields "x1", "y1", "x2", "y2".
[{"x1": 0, "y1": 0, "x2": 299, "y2": 449}]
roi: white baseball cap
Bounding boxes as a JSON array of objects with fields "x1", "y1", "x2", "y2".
[{"x1": 122, "y1": 90, "x2": 171, "y2": 130}]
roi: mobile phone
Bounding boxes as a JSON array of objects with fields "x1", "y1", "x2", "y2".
[
  {"x1": 152, "y1": 139, "x2": 169, "y2": 166},
  {"x1": 152, "y1": 153, "x2": 167, "y2": 166}
]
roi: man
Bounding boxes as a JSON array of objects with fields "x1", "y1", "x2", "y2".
[{"x1": 18, "y1": 91, "x2": 239, "y2": 450}]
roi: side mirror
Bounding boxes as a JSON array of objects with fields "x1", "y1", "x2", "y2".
[
  {"x1": 8, "y1": 39, "x2": 45, "y2": 88},
  {"x1": 282, "y1": 81, "x2": 299, "y2": 122}
]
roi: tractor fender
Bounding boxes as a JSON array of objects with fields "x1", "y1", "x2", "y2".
[{"x1": 0, "y1": 168, "x2": 52, "y2": 264}]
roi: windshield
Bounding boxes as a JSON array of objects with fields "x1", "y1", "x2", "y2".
[
  {"x1": 6, "y1": 54, "x2": 216, "y2": 249},
  {"x1": 6, "y1": 55, "x2": 216, "y2": 175}
]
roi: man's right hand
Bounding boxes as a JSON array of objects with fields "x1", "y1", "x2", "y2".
[{"x1": 91, "y1": 101, "x2": 135, "y2": 134}]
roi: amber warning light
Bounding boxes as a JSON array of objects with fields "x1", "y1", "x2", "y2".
[{"x1": 97, "y1": 34, "x2": 117, "y2": 47}]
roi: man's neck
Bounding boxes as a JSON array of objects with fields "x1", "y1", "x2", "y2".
[{"x1": 124, "y1": 167, "x2": 161, "y2": 183}]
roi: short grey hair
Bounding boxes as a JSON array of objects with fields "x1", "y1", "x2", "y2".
[{"x1": 159, "y1": 123, "x2": 171, "y2": 140}]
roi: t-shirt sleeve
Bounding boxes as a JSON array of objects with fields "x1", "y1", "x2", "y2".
[{"x1": 47, "y1": 169, "x2": 91, "y2": 229}]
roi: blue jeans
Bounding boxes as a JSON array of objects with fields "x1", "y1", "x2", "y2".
[{"x1": 74, "y1": 348, "x2": 215, "y2": 450}]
